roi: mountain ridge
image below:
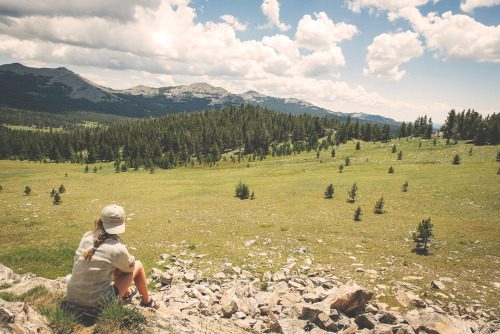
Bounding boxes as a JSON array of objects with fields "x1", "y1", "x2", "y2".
[{"x1": 0, "y1": 63, "x2": 398, "y2": 124}]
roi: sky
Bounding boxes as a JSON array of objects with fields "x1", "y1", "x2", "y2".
[{"x1": 0, "y1": 0, "x2": 499, "y2": 123}]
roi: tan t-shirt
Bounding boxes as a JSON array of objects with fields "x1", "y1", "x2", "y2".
[{"x1": 65, "y1": 231, "x2": 134, "y2": 308}]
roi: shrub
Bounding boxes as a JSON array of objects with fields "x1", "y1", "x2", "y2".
[
  {"x1": 59, "y1": 184, "x2": 65, "y2": 193},
  {"x1": 412, "y1": 218, "x2": 433, "y2": 254},
  {"x1": 374, "y1": 197, "x2": 384, "y2": 214},
  {"x1": 433, "y1": 138, "x2": 437, "y2": 146},
  {"x1": 402, "y1": 181, "x2": 408, "y2": 192},
  {"x1": 0, "y1": 185, "x2": 3, "y2": 191},
  {"x1": 324, "y1": 184, "x2": 334, "y2": 199},
  {"x1": 93, "y1": 166, "x2": 98, "y2": 173},
  {"x1": 392, "y1": 144, "x2": 397, "y2": 153},
  {"x1": 251, "y1": 191, "x2": 255, "y2": 200},
  {"x1": 452, "y1": 154, "x2": 461, "y2": 165},
  {"x1": 235, "y1": 181, "x2": 250, "y2": 199},
  {"x1": 496, "y1": 151, "x2": 500, "y2": 162},
  {"x1": 388, "y1": 166, "x2": 394, "y2": 173},
  {"x1": 187, "y1": 245, "x2": 196, "y2": 250},
  {"x1": 297, "y1": 236, "x2": 307, "y2": 242},
  {"x1": 345, "y1": 156, "x2": 350, "y2": 166},
  {"x1": 53, "y1": 193, "x2": 62, "y2": 205},
  {"x1": 331, "y1": 148, "x2": 336, "y2": 157},
  {"x1": 347, "y1": 182, "x2": 357, "y2": 203},
  {"x1": 339, "y1": 164, "x2": 344, "y2": 173},
  {"x1": 355, "y1": 141, "x2": 361, "y2": 150},
  {"x1": 397, "y1": 151, "x2": 403, "y2": 160},
  {"x1": 469, "y1": 147, "x2": 473, "y2": 156},
  {"x1": 354, "y1": 206, "x2": 362, "y2": 221},
  {"x1": 121, "y1": 162, "x2": 128, "y2": 172},
  {"x1": 24, "y1": 186, "x2": 31, "y2": 196},
  {"x1": 84, "y1": 165, "x2": 89, "y2": 173},
  {"x1": 50, "y1": 188, "x2": 56, "y2": 197}
]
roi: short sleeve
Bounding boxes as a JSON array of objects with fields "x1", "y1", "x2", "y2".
[{"x1": 113, "y1": 244, "x2": 135, "y2": 273}]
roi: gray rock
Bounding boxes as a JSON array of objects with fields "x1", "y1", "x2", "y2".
[
  {"x1": 324, "y1": 283, "x2": 374, "y2": 313},
  {"x1": 276, "y1": 319, "x2": 308, "y2": 334},
  {"x1": 0, "y1": 264, "x2": 19, "y2": 284},
  {"x1": 159, "y1": 272, "x2": 172, "y2": 285},
  {"x1": 317, "y1": 312, "x2": 338, "y2": 331},
  {"x1": 406, "y1": 312, "x2": 473, "y2": 334},
  {"x1": 301, "y1": 302, "x2": 330, "y2": 321},
  {"x1": 396, "y1": 290, "x2": 427, "y2": 308},
  {"x1": 272, "y1": 270, "x2": 288, "y2": 282},
  {"x1": 431, "y1": 280, "x2": 447, "y2": 291},
  {"x1": 355, "y1": 313, "x2": 379, "y2": 330},
  {"x1": 3, "y1": 277, "x2": 65, "y2": 295},
  {"x1": 0, "y1": 299, "x2": 51, "y2": 333}
]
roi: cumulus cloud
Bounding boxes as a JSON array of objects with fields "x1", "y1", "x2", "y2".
[
  {"x1": 364, "y1": 31, "x2": 424, "y2": 81},
  {"x1": 460, "y1": 0, "x2": 500, "y2": 12},
  {"x1": 295, "y1": 12, "x2": 358, "y2": 51},
  {"x1": 220, "y1": 14, "x2": 247, "y2": 31},
  {"x1": 390, "y1": 7, "x2": 500, "y2": 62},
  {"x1": 259, "y1": 0, "x2": 291, "y2": 31},
  {"x1": 345, "y1": 0, "x2": 431, "y2": 13}
]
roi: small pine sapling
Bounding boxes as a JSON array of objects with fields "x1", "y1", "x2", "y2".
[
  {"x1": 388, "y1": 166, "x2": 394, "y2": 173},
  {"x1": 324, "y1": 184, "x2": 334, "y2": 199},
  {"x1": 355, "y1": 141, "x2": 361, "y2": 150},
  {"x1": 392, "y1": 144, "x2": 397, "y2": 153},
  {"x1": 354, "y1": 206, "x2": 362, "y2": 221},
  {"x1": 469, "y1": 147, "x2": 473, "y2": 156},
  {"x1": 397, "y1": 151, "x2": 403, "y2": 160},
  {"x1": 0, "y1": 185, "x2": 3, "y2": 191},
  {"x1": 93, "y1": 165, "x2": 98, "y2": 173},
  {"x1": 251, "y1": 191, "x2": 255, "y2": 200},
  {"x1": 374, "y1": 197, "x2": 384, "y2": 214},
  {"x1": 347, "y1": 182, "x2": 358, "y2": 203},
  {"x1": 25, "y1": 186, "x2": 31, "y2": 196},
  {"x1": 50, "y1": 188, "x2": 56, "y2": 197},
  {"x1": 419, "y1": 142, "x2": 422, "y2": 148},
  {"x1": 316, "y1": 150, "x2": 320, "y2": 159},
  {"x1": 452, "y1": 154, "x2": 461, "y2": 165},
  {"x1": 59, "y1": 184, "x2": 65, "y2": 193},
  {"x1": 84, "y1": 165, "x2": 89, "y2": 173},
  {"x1": 53, "y1": 193, "x2": 61, "y2": 205},
  {"x1": 412, "y1": 218, "x2": 433, "y2": 254},
  {"x1": 331, "y1": 148, "x2": 336, "y2": 157},
  {"x1": 339, "y1": 164, "x2": 344, "y2": 173},
  {"x1": 433, "y1": 138, "x2": 437, "y2": 146},
  {"x1": 402, "y1": 181, "x2": 408, "y2": 192},
  {"x1": 345, "y1": 156, "x2": 350, "y2": 166},
  {"x1": 496, "y1": 151, "x2": 500, "y2": 162}
]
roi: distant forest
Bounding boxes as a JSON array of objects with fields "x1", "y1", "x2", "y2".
[{"x1": 0, "y1": 105, "x2": 498, "y2": 169}]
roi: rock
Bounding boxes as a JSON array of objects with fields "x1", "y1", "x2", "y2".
[
  {"x1": 301, "y1": 302, "x2": 330, "y2": 321},
  {"x1": 302, "y1": 292, "x2": 321, "y2": 303},
  {"x1": 0, "y1": 264, "x2": 19, "y2": 284},
  {"x1": 279, "y1": 292, "x2": 303, "y2": 308},
  {"x1": 272, "y1": 270, "x2": 288, "y2": 282},
  {"x1": 3, "y1": 277, "x2": 65, "y2": 295},
  {"x1": 159, "y1": 272, "x2": 172, "y2": 285},
  {"x1": 376, "y1": 310, "x2": 402, "y2": 325},
  {"x1": 431, "y1": 280, "x2": 447, "y2": 291},
  {"x1": 325, "y1": 283, "x2": 374, "y2": 313},
  {"x1": 276, "y1": 319, "x2": 308, "y2": 334},
  {"x1": 406, "y1": 312, "x2": 473, "y2": 334},
  {"x1": 396, "y1": 290, "x2": 427, "y2": 308},
  {"x1": 262, "y1": 271, "x2": 272, "y2": 282},
  {"x1": 244, "y1": 240, "x2": 256, "y2": 247},
  {"x1": 0, "y1": 299, "x2": 51, "y2": 333},
  {"x1": 213, "y1": 272, "x2": 226, "y2": 279},
  {"x1": 355, "y1": 313, "x2": 379, "y2": 330},
  {"x1": 184, "y1": 270, "x2": 196, "y2": 282},
  {"x1": 317, "y1": 312, "x2": 338, "y2": 331}
]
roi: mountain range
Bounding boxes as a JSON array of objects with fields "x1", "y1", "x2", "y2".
[{"x1": 0, "y1": 63, "x2": 397, "y2": 124}]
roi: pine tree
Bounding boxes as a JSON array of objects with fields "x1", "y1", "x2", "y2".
[
  {"x1": 397, "y1": 151, "x2": 403, "y2": 160},
  {"x1": 84, "y1": 165, "x2": 89, "y2": 173},
  {"x1": 339, "y1": 164, "x2": 344, "y2": 173},
  {"x1": 53, "y1": 193, "x2": 61, "y2": 205},
  {"x1": 59, "y1": 184, "x2": 65, "y2": 193},
  {"x1": 412, "y1": 218, "x2": 433, "y2": 253},
  {"x1": 345, "y1": 156, "x2": 350, "y2": 166},
  {"x1": 235, "y1": 181, "x2": 250, "y2": 199},
  {"x1": 355, "y1": 141, "x2": 361, "y2": 150},
  {"x1": 347, "y1": 182, "x2": 357, "y2": 203},
  {"x1": 452, "y1": 154, "x2": 461, "y2": 165},
  {"x1": 324, "y1": 184, "x2": 334, "y2": 199},
  {"x1": 402, "y1": 181, "x2": 408, "y2": 192},
  {"x1": 331, "y1": 148, "x2": 336, "y2": 157},
  {"x1": 25, "y1": 186, "x2": 31, "y2": 196},
  {"x1": 392, "y1": 144, "x2": 397, "y2": 153},
  {"x1": 50, "y1": 188, "x2": 56, "y2": 197},
  {"x1": 354, "y1": 206, "x2": 362, "y2": 221},
  {"x1": 433, "y1": 138, "x2": 437, "y2": 146},
  {"x1": 93, "y1": 165, "x2": 98, "y2": 173},
  {"x1": 496, "y1": 151, "x2": 500, "y2": 162},
  {"x1": 374, "y1": 197, "x2": 384, "y2": 214},
  {"x1": 251, "y1": 191, "x2": 255, "y2": 200},
  {"x1": 388, "y1": 166, "x2": 394, "y2": 173}
]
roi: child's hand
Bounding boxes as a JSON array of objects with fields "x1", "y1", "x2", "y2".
[{"x1": 129, "y1": 255, "x2": 135, "y2": 268}]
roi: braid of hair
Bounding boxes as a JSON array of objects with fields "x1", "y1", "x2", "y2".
[{"x1": 81, "y1": 218, "x2": 110, "y2": 262}]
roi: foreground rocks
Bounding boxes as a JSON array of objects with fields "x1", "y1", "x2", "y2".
[{"x1": 1, "y1": 261, "x2": 499, "y2": 333}]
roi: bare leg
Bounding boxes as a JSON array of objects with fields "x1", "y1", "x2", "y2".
[{"x1": 113, "y1": 261, "x2": 150, "y2": 304}]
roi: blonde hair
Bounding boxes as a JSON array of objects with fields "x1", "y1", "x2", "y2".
[{"x1": 82, "y1": 217, "x2": 110, "y2": 262}]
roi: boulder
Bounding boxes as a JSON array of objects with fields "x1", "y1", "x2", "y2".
[
  {"x1": 355, "y1": 313, "x2": 379, "y2": 330},
  {"x1": 406, "y1": 312, "x2": 473, "y2": 334},
  {"x1": 275, "y1": 319, "x2": 308, "y2": 334},
  {"x1": 396, "y1": 290, "x2": 427, "y2": 308},
  {"x1": 431, "y1": 280, "x2": 447, "y2": 291},
  {"x1": 3, "y1": 277, "x2": 65, "y2": 295},
  {"x1": 159, "y1": 272, "x2": 172, "y2": 285},
  {"x1": 325, "y1": 283, "x2": 374, "y2": 313},
  {"x1": 220, "y1": 290, "x2": 239, "y2": 318},
  {"x1": 0, "y1": 264, "x2": 19, "y2": 284},
  {"x1": 0, "y1": 300, "x2": 51, "y2": 334}
]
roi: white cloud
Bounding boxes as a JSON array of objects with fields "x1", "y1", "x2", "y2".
[
  {"x1": 345, "y1": 0, "x2": 431, "y2": 13},
  {"x1": 220, "y1": 14, "x2": 247, "y2": 31},
  {"x1": 460, "y1": 0, "x2": 500, "y2": 12},
  {"x1": 259, "y1": 0, "x2": 291, "y2": 31},
  {"x1": 295, "y1": 12, "x2": 358, "y2": 51},
  {"x1": 391, "y1": 7, "x2": 500, "y2": 62},
  {"x1": 364, "y1": 31, "x2": 424, "y2": 81}
]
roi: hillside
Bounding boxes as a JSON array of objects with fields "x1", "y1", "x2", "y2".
[{"x1": 0, "y1": 63, "x2": 398, "y2": 125}]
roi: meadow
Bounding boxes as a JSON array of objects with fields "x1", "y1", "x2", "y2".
[{"x1": 0, "y1": 138, "x2": 499, "y2": 311}]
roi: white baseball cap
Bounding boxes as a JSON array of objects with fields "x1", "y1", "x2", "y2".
[{"x1": 100, "y1": 205, "x2": 126, "y2": 234}]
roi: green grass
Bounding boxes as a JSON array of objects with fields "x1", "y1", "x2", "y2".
[{"x1": 0, "y1": 138, "x2": 499, "y2": 311}]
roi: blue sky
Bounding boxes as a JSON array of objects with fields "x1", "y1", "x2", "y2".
[{"x1": 0, "y1": 0, "x2": 499, "y2": 123}]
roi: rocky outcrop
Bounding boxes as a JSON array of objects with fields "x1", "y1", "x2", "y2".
[{"x1": 0, "y1": 261, "x2": 499, "y2": 334}]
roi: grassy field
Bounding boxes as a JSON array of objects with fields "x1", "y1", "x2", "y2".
[{"x1": 0, "y1": 138, "x2": 499, "y2": 311}]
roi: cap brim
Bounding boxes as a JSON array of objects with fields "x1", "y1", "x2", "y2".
[{"x1": 103, "y1": 222, "x2": 125, "y2": 234}]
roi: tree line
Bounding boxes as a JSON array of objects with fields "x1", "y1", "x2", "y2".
[{"x1": 440, "y1": 109, "x2": 499, "y2": 145}]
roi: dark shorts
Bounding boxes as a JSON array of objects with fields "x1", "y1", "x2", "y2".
[{"x1": 113, "y1": 285, "x2": 120, "y2": 297}]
